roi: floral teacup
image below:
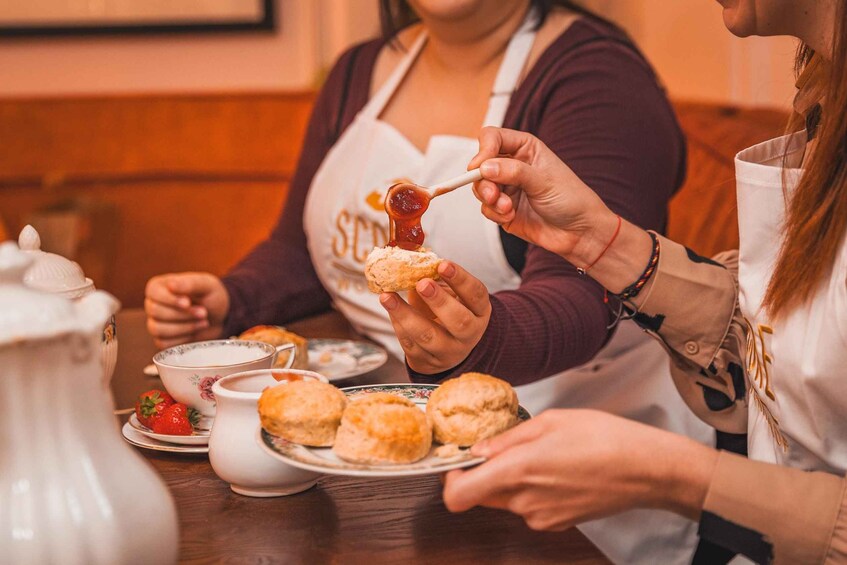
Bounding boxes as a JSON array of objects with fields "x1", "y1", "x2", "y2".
[{"x1": 153, "y1": 340, "x2": 296, "y2": 418}]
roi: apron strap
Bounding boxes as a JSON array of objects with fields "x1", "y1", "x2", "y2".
[
  {"x1": 361, "y1": 32, "x2": 428, "y2": 119},
  {"x1": 482, "y1": 8, "x2": 540, "y2": 127}
]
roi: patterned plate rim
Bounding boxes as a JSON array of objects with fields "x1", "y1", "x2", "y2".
[
  {"x1": 306, "y1": 339, "x2": 389, "y2": 381},
  {"x1": 257, "y1": 383, "x2": 530, "y2": 477},
  {"x1": 121, "y1": 422, "x2": 209, "y2": 454}
]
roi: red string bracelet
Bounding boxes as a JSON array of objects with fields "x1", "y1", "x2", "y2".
[{"x1": 576, "y1": 214, "x2": 622, "y2": 275}]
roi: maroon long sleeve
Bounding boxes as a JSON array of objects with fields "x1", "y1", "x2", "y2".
[{"x1": 221, "y1": 19, "x2": 685, "y2": 386}]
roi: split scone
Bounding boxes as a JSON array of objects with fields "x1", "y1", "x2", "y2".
[
  {"x1": 258, "y1": 380, "x2": 347, "y2": 447},
  {"x1": 333, "y1": 393, "x2": 432, "y2": 464},
  {"x1": 426, "y1": 372, "x2": 519, "y2": 447},
  {"x1": 238, "y1": 325, "x2": 309, "y2": 370},
  {"x1": 364, "y1": 246, "x2": 441, "y2": 293}
]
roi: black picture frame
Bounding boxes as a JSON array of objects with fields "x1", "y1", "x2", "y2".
[{"x1": 0, "y1": 0, "x2": 275, "y2": 37}]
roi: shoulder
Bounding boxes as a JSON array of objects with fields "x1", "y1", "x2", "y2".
[
  {"x1": 322, "y1": 37, "x2": 385, "y2": 91},
  {"x1": 522, "y1": 16, "x2": 661, "y2": 100}
]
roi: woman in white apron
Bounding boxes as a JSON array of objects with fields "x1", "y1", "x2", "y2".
[
  {"x1": 445, "y1": 1, "x2": 847, "y2": 562},
  {"x1": 146, "y1": 2, "x2": 710, "y2": 562}
]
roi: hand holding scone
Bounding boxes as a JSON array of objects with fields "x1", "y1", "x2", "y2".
[{"x1": 379, "y1": 261, "x2": 492, "y2": 374}]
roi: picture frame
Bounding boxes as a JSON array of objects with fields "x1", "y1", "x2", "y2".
[{"x1": 0, "y1": 0, "x2": 275, "y2": 37}]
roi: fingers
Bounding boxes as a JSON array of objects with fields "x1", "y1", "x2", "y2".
[
  {"x1": 166, "y1": 272, "x2": 218, "y2": 298},
  {"x1": 471, "y1": 417, "x2": 547, "y2": 459},
  {"x1": 468, "y1": 127, "x2": 535, "y2": 169},
  {"x1": 379, "y1": 292, "x2": 452, "y2": 357},
  {"x1": 443, "y1": 449, "x2": 528, "y2": 512},
  {"x1": 479, "y1": 158, "x2": 534, "y2": 191},
  {"x1": 145, "y1": 298, "x2": 206, "y2": 323},
  {"x1": 435, "y1": 262, "x2": 490, "y2": 317},
  {"x1": 146, "y1": 276, "x2": 191, "y2": 309}
]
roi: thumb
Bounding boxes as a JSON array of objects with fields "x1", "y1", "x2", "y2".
[
  {"x1": 479, "y1": 158, "x2": 541, "y2": 196},
  {"x1": 166, "y1": 273, "x2": 217, "y2": 298},
  {"x1": 471, "y1": 417, "x2": 545, "y2": 459}
]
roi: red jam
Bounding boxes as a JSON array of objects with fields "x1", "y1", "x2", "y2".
[{"x1": 385, "y1": 183, "x2": 431, "y2": 251}]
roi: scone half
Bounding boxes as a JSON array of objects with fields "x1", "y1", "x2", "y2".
[{"x1": 364, "y1": 246, "x2": 441, "y2": 293}]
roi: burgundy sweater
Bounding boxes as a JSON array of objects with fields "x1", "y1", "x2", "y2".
[{"x1": 222, "y1": 18, "x2": 686, "y2": 385}]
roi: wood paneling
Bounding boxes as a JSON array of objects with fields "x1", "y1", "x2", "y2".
[
  {"x1": 669, "y1": 102, "x2": 788, "y2": 257},
  {"x1": 0, "y1": 93, "x2": 788, "y2": 308},
  {"x1": 0, "y1": 92, "x2": 314, "y2": 307}
]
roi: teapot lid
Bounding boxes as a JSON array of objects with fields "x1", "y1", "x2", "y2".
[
  {"x1": 0, "y1": 242, "x2": 117, "y2": 346},
  {"x1": 18, "y1": 225, "x2": 95, "y2": 299}
]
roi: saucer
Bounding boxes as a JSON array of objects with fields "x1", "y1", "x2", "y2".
[
  {"x1": 307, "y1": 339, "x2": 388, "y2": 381},
  {"x1": 128, "y1": 413, "x2": 210, "y2": 446},
  {"x1": 122, "y1": 422, "x2": 209, "y2": 454}
]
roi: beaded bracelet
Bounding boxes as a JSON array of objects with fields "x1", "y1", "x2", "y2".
[{"x1": 614, "y1": 231, "x2": 660, "y2": 302}]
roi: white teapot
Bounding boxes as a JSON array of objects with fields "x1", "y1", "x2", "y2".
[
  {"x1": 0, "y1": 242, "x2": 178, "y2": 565},
  {"x1": 17, "y1": 225, "x2": 118, "y2": 385}
]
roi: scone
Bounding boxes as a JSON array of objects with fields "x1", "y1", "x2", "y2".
[
  {"x1": 238, "y1": 325, "x2": 309, "y2": 370},
  {"x1": 364, "y1": 246, "x2": 441, "y2": 293},
  {"x1": 427, "y1": 372, "x2": 519, "y2": 447},
  {"x1": 333, "y1": 393, "x2": 432, "y2": 464},
  {"x1": 258, "y1": 380, "x2": 347, "y2": 447}
]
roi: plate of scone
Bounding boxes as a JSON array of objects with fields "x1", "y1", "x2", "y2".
[{"x1": 257, "y1": 373, "x2": 531, "y2": 477}]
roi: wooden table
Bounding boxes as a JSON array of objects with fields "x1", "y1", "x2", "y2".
[{"x1": 113, "y1": 309, "x2": 608, "y2": 564}]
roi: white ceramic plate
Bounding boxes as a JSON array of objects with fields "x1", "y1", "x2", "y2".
[
  {"x1": 128, "y1": 413, "x2": 210, "y2": 446},
  {"x1": 121, "y1": 422, "x2": 209, "y2": 454},
  {"x1": 258, "y1": 383, "x2": 531, "y2": 478},
  {"x1": 307, "y1": 339, "x2": 388, "y2": 381}
]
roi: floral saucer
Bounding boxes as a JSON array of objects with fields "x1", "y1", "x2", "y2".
[
  {"x1": 128, "y1": 413, "x2": 210, "y2": 446},
  {"x1": 257, "y1": 383, "x2": 531, "y2": 478},
  {"x1": 307, "y1": 339, "x2": 388, "y2": 381},
  {"x1": 121, "y1": 422, "x2": 209, "y2": 454}
]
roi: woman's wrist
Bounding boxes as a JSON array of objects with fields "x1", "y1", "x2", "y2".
[
  {"x1": 646, "y1": 434, "x2": 719, "y2": 521},
  {"x1": 559, "y1": 210, "x2": 655, "y2": 295}
]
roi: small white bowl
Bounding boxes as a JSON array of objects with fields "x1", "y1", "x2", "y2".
[
  {"x1": 209, "y1": 369, "x2": 326, "y2": 497},
  {"x1": 153, "y1": 339, "x2": 295, "y2": 418}
]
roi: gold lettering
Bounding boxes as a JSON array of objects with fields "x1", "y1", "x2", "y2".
[
  {"x1": 353, "y1": 215, "x2": 371, "y2": 263},
  {"x1": 746, "y1": 320, "x2": 775, "y2": 400},
  {"x1": 373, "y1": 222, "x2": 389, "y2": 248},
  {"x1": 332, "y1": 210, "x2": 351, "y2": 258}
]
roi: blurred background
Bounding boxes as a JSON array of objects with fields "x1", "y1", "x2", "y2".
[{"x1": 0, "y1": 0, "x2": 794, "y2": 307}]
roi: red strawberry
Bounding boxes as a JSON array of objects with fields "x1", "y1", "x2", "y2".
[
  {"x1": 135, "y1": 390, "x2": 175, "y2": 428},
  {"x1": 151, "y1": 403, "x2": 199, "y2": 436}
]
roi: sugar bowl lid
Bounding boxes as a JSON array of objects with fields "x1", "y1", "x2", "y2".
[
  {"x1": 17, "y1": 225, "x2": 95, "y2": 299},
  {"x1": 0, "y1": 242, "x2": 118, "y2": 346}
]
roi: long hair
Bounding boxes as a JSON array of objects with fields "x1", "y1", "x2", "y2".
[
  {"x1": 378, "y1": 0, "x2": 610, "y2": 40},
  {"x1": 764, "y1": 1, "x2": 847, "y2": 318}
]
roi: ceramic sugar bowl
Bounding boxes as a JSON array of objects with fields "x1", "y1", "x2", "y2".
[
  {"x1": 0, "y1": 242, "x2": 178, "y2": 565},
  {"x1": 17, "y1": 225, "x2": 118, "y2": 385}
]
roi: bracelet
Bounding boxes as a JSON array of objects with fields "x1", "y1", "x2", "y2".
[
  {"x1": 614, "y1": 231, "x2": 660, "y2": 302},
  {"x1": 576, "y1": 214, "x2": 622, "y2": 275}
]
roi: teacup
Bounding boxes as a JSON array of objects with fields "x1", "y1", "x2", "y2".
[
  {"x1": 209, "y1": 369, "x2": 324, "y2": 497},
  {"x1": 153, "y1": 340, "x2": 297, "y2": 418}
]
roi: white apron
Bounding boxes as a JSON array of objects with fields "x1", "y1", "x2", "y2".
[
  {"x1": 736, "y1": 132, "x2": 847, "y2": 474},
  {"x1": 304, "y1": 14, "x2": 712, "y2": 564}
]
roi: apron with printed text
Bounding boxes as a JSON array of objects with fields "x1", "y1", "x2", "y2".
[
  {"x1": 736, "y1": 132, "x2": 847, "y2": 474},
  {"x1": 304, "y1": 12, "x2": 712, "y2": 564}
]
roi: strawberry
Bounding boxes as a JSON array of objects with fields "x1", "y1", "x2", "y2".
[
  {"x1": 151, "y1": 403, "x2": 199, "y2": 436},
  {"x1": 135, "y1": 389, "x2": 175, "y2": 428}
]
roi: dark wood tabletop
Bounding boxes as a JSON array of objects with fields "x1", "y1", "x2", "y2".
[{"x1": 113, "y1": 309, "x2": 609, "y2": 564}]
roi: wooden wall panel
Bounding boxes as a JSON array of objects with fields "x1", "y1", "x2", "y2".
[
  {"x1": 669, "y1": 102, "x2": 788, "y2": 257},
  {"x1": 0, "y1": 93, "x2": 314, "y2": 308},
  {"x1": 0, "y1": 94, "x2": 788, "y2": 308}
]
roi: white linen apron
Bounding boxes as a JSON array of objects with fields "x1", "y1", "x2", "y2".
[
  {"x1": 736, "y1": 132, "x2": 847, "y2": 475},
  {"x1": 304, "y1": 15, "x2": 712, "y2": 564}
]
